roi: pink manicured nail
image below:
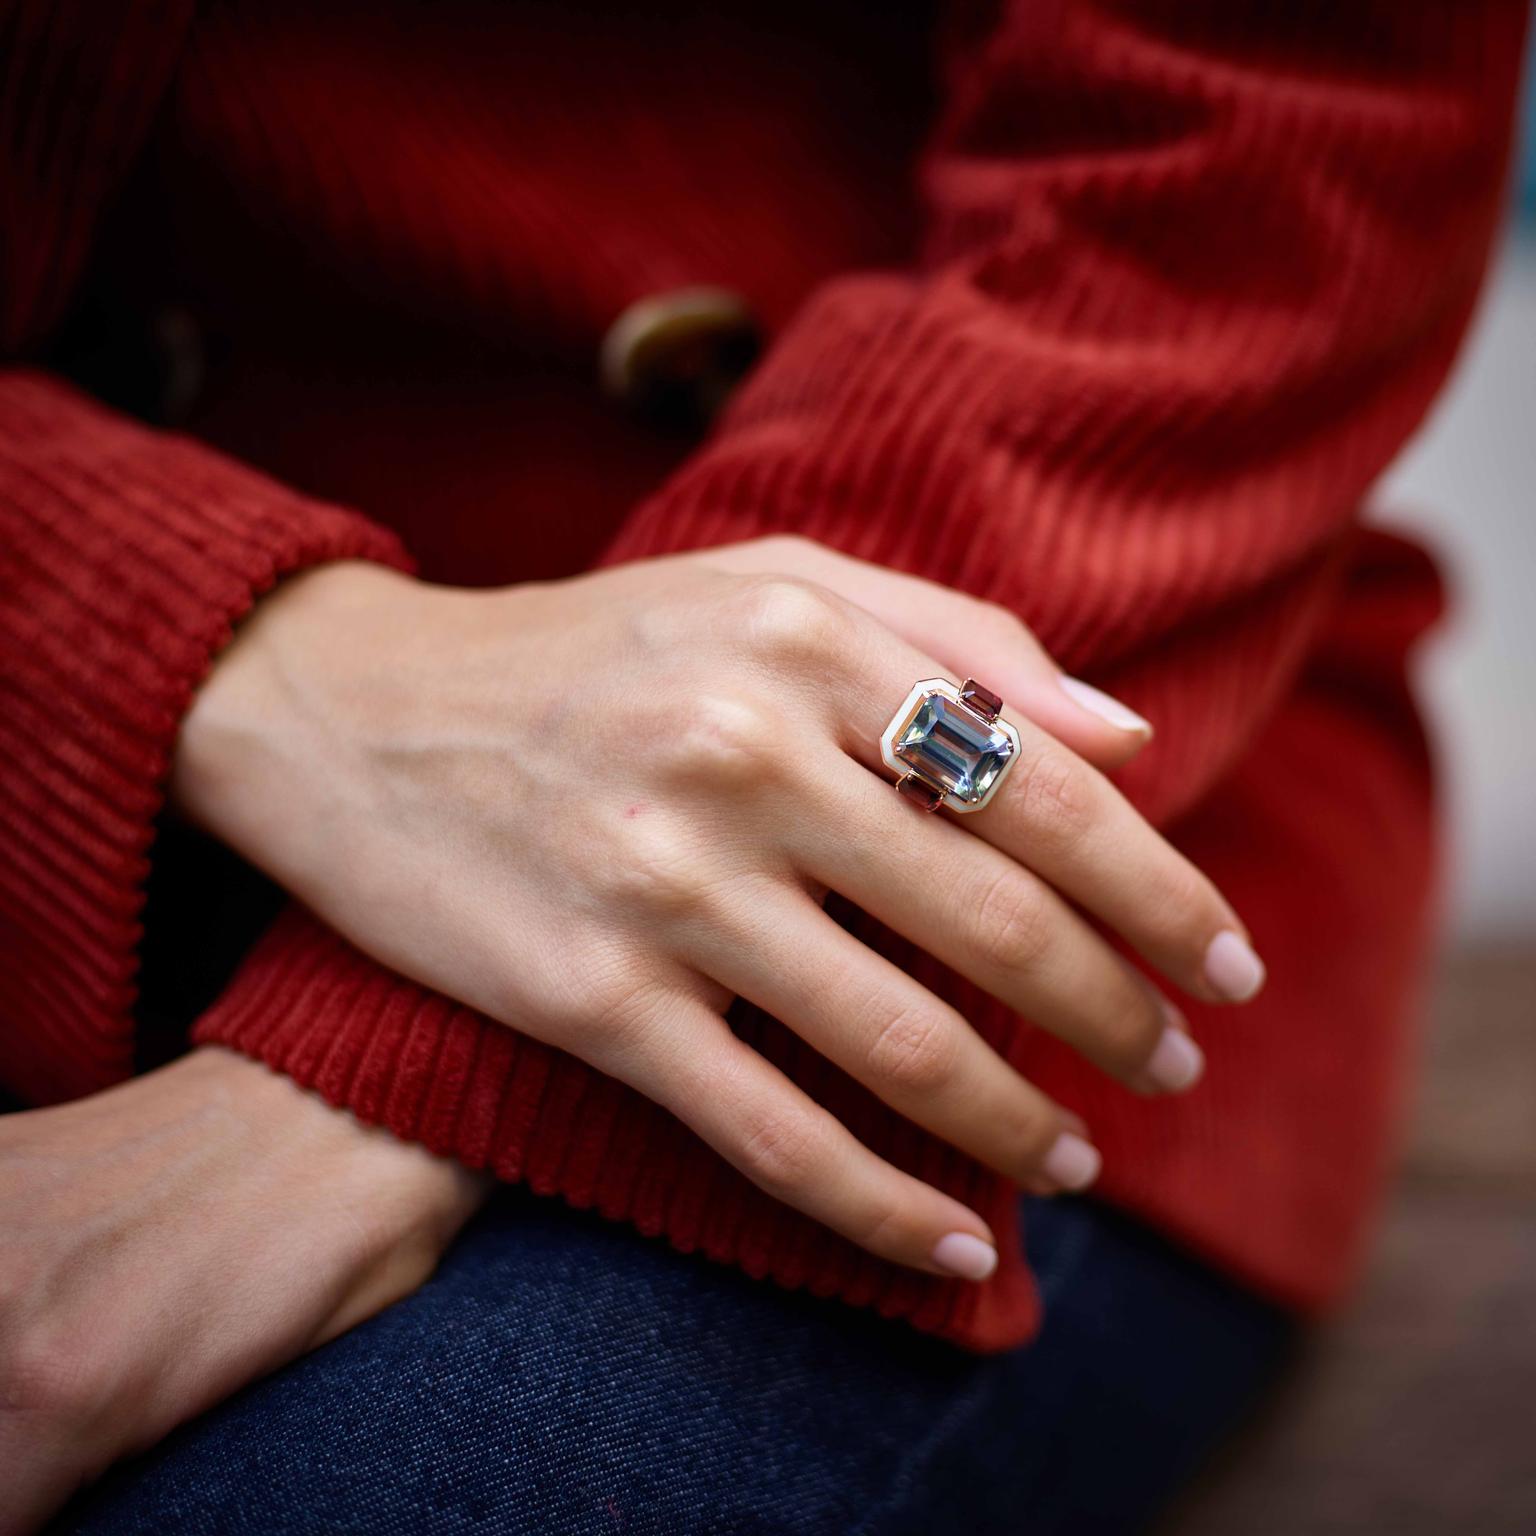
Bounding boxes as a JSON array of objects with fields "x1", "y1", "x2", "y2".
[
  {"x1": 1042, "y1": 1131, "x2": 1102, "y2": 1191},
  {"x1": 1145, "y1": 1027, "x2": 1205, "y2": 1092},
  {"x1": 1058, "y1": 675, "x2": 1153, "y2": 738},
  {"x1": 1205, "y1": 930, "x2": 1267, "y2": 1002},
  {"x1": 931, "y1": 1231, "x2": 999, "y2": 1281}
]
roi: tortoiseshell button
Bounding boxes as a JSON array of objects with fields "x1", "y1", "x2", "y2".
[{"x1": 600, "y1": 287, "x2": 761, "y2": 435}]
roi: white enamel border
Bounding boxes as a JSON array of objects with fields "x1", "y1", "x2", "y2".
[{"x1": 879, "y1": 678, "x2": 1022, "y2": 814}]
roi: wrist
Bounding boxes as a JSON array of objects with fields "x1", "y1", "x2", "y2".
[
  {"x1": 168, "y1": 558, "x2": 418, "y2": 874},
  {"x1": 179, "y1": 1045, "x2": 491, "y2": 1232}
]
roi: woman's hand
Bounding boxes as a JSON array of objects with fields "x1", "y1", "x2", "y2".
[
  {"x1": 0, "y1": 1048, "x2": 489, "y2": 1535},
  {"x1": 172, "y1": 536, "x2": 1265, "y2": 1282}
]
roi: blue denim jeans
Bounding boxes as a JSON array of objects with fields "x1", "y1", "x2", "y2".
[{"x1": 60, "y1": 1189, "x2": 1292, "y2": 1535}]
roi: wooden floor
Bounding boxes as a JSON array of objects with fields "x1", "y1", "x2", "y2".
[{"x1": 1163, "y1": 948, "x2": 1536, "y2": 1536}]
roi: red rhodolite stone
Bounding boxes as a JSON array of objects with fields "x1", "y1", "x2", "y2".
[
  {"x1": 897, "y1": 773, "x2": 944, "y2": 811},
  {"x1": 960, "y1": 679, "x2": 1002, "y2": 720},
  {"x1": 958, "y1": 678, "x2": 1007, "y2": 718}
]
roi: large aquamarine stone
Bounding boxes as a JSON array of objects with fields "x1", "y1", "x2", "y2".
[{"x1": 894, "y1": 691, "x2": 1015, "y2": 804}]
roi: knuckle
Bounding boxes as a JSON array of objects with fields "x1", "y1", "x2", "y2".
[
  {"x1": 969, "y1": 869, "x2": 1053, "y2": 975},
  {"x1": 529, "y1": 949, "x2": 659, "y2": 1056},
  {"x1": 977, "y1": 600, "x2": 1033, "y2": 649},
  {"x1": 736, "y1": 574, "x2": 853, "y2": 664},
  {"x1": 1008, "y1": 745, "x2": 1092, "y2": 841},
  {"x1": 994, "y1": 1097, "x2": 1062, "y2": 1166},
  {"x1": 735, "y1": 1109, "x2": 826, "y2": 1196},
  {"x1": 570, "y1": 976, "x2": 671, "y2": 1062},
  {"x1": 615, "y1": 834, "x2": 713, "y2": 917},
  {"x1": 853, "y1": 1197, "x2": 913, "y2": 1259},
  {"x1": 657, "y1": 691, "x2": 783, "y2": 790},
  {"x1": 1094, "y1": 994, "x2": 1167, "y2": 1077},
  {"x1": 588, "y1": 806, "x2": 721, "y2": 924},
  {"x1": 1158, "y1": 863, "x2": 1226, "y2": 955},
  {"x1": 863, "y1": 1005, "x2": 959, "y2": 1095}
]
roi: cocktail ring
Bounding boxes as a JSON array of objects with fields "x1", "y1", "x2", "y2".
[{"x1": 880, "y1": 677, "x2": 1021, "y2": 814}]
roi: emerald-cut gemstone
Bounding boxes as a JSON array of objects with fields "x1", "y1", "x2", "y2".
[{"x1": 893, "y1": 691, "x2": 1015, "y2": 805}]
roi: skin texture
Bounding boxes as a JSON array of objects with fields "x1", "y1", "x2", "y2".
[
  {"x1": 170, "y1": 535, "x2": 1264, "y2": 1277},
  {"x1": 0, "y1": 1047, "x2": 490, "y2": 1535}
]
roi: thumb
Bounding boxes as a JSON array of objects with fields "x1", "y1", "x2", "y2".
[{"x1": 691, "y1": 536, "x2": 1153, "y2": 770}]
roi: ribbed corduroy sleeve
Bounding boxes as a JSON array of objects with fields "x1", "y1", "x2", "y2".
[
  {"x1": 599, "y1": 0, "x2": 1528, "y2": 830},
  {"x1": 0, "y1": 372, "x2": 411, "y2": 1104}
]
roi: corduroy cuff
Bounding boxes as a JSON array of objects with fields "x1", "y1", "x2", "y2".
[{"x1": 0, "y1": 370, "x2": 411, "y2": 1102}]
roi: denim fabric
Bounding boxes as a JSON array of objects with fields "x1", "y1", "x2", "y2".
[{"x1": 60, "y1": 1191, "x2": 1292, "y2": 1536}]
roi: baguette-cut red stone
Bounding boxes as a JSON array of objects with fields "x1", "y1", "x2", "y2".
[
  {"x1": 896, "y1": 772, "x2": 944, "y2": 811},
  {"x1": 960, "y1": 678, "x2": 1002, "y2": 720}
]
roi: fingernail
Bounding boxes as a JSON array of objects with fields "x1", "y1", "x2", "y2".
[
  {"x1": 1145, "y1": 1026, "x2": 1205, "y2": 1092},
  {"x1": 931, "y1": 1231, "x2": 999, "y2": 1281},
  {"x1": 1205, "y1": 930, "x2": 1267, "y2": 1002},
  {"x1": 1042, "y1": 1131, "x2": 1102, "y2": 1191},
  {"x1": 1058, "y1": 675, "x2": 1153, "y2": 738}
]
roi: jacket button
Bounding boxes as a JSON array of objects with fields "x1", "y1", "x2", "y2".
[{"x1": 600, "y1": 286, "x2": 761, "y2": 434}]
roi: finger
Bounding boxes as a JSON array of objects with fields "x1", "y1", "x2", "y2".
[
  {"x1": 590, "y1": 992, "x2": 1005, "y2": 1280},
  {"x1": 676, "y1": 882, "x2": 1103, "y2": 1193},
  {"x1": 790, "y1": 751, "x2": 1206, "y2": 1094},
  {"x1": 964, "y1": 724, "x2": 1263, "y2": 1004},
  {"x1": 689, "y1": 536, "x2": 1152, "y2": 768},
  {"x1": 818, "y1": 616, "x2": 1265, "y2": 1006}
]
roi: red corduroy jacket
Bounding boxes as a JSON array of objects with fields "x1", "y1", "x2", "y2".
[{"x1": 1, "y1": 0, "x2": 1527, "y2": 1351}]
